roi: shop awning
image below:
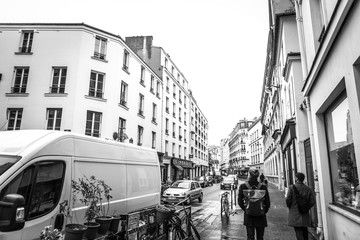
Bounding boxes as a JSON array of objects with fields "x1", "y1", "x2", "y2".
[{"x1": 173, "y1": 165, "x2": 184, "y2": 171}]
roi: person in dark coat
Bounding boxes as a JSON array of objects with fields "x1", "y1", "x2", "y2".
[
  {"x1": 286, "y1": 172, "x2": 316, "y2": 240},
  {"x1": 259, "y1": 173, "x2": 265, "y2": 183},
  {"x1": 238, "y1": 167, "x2": 270, "y2": 240}
]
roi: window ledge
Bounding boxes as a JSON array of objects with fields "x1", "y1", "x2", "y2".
[
  {"x1": 329, "y1": 204, "x2": 360, "y2": 224},
  {"x1": 5, "y1": 93, "x2": 29, "y2": 97},
  {"x1": 118, "y1": 103, "x2": 129, "y2": 111},
  {"x1": 140, "y1": 81, "x2": 146, "y2": 87},
  {"x1": 44, "y1": 93, "x2": 68, "y2": 97},
  {"x1": 91, "y1": 56, "x2": 108, "y2": 63},
  {"x1": 138, "y1": 113, "x2": 145, "y2": 119},
  {"x1": 152, "y1": 120, "x2": 158, "y2": 126},
  {"x1": 15, "y1": 52, "x2": 33, "y2": 55},
  {"x1": 84, "y1": 95, "x2": 107, "y2": 102}
]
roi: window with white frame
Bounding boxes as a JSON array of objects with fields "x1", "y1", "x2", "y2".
[
  {"x1": 19, "y1": 30, "x2": 33, "y2": 53},
  {"x1": 179, "y1": 108, "x2": 182, "y2": 121},
  {"x1": 156, "y1": 81, "x2": 160, "y2": 98},
  {"x1": 12, "y1": 67, "x2": 29, "y2": 93},
  {"x1": 94, "y1": 36, "x2": 107, "y2": 60},
  {"x1": 118, "y1": 117, "x2": 127, "y2": 142},
  {"x1": 150, "y1": 75, "x2": 154, "y2": 93},
  {"x1": 166, "y1": 97, "x2": 169, "y2": 113},
  {"x1": 7, "y1": 108, "x2": 23, "y2": 130},
  {"x1": 179, "y1": 126, "x2": 182, "y2": 140},
  {"x1": 51, "y1": 67, "x2": 67, "y2": 93},
  {"x1": 325, "y1": 93, "x2": 359, "y2": 214},
  {"x1": 137, "y1": 125, "x2": 143, "y2": 146},
  {"x1": 165, "y1": 58, "x2": 168, "y2": 69},
  {"x1": 171, "y1": 66, "x2": 174, "y2": 76},
  {"x1": 184, "y1": 96, "x2": 187, "y2": 108},
  {"x1": 172, "y1": 122, "x2": 176, "y2": 138},
  {"x1": 179, "y1": 145, "x2": 181, "y2": 158},
  {"x1": 138, "y1": 94, "x2": 144, "y2": 116},
  {"x1": 123, "y1": 50, "x2": 130, "y2": 72},
  {"x1": 120, "y1": 81, "x2": 128, "y2": 107},
  {"x1": 140, "y1": 66, "x2": 145, "y2": 84},
  {"x1": 85, "y1": 110, "x2": 102, "y2": 137},
  {"x1": 152, "y1": 131, "x2": 156, "y2": 149},
  {"x1": 88, "y1": 71, "x2": 104, "y2": 98},
  {"x1": 165, "y1": 118, "x2": 169, "y2": 134},
  {"x1": 152, "y1": 103, "x2": 157, "y2": 123},
  {"x1": 173, "y1": 84, "x2": 176, "y2": 98},
  {"x1": 172, "y1": 143, "x2": 175, "y2": 157},
  {"x1": 184, "y1": 112, "x2": 187, "y2": 125},
  {"x1": 165, "y1": 140, "x2": 169, "y2": 156},
  {"x1": 166, "y1": 77, "x2": 170, "y2": 92},
  {"x1": 46, "y1": 108, "x2": 62, "y2": 130},
  {"x1": 173, "y1": 103, "x2": 176, "y2": 118},
  {"x1": 177, "y1": 73, "x2": 180, "y2": 82},
  {"x1": 184, "y1": 129, "x2": 187, "y2": 142}
]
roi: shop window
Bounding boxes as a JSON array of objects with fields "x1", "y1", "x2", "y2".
[{"x1": 325, "y1": 94, "x2": 359, "y2": 214}]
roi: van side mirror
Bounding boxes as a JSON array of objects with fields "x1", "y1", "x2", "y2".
[{"x1": 0, "y1": 194, "x2": 25, "y2": 232}]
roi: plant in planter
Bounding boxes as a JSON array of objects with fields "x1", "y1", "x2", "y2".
[
  {"x1": 71, "y1": 175, "x2": 113, "y2": 236},
  {"x1": 58, "y1": 200, "x2": 88, "y2": 240},
  {"x1": 40, "y1": 225, "x2": 63, "y2": 240}
]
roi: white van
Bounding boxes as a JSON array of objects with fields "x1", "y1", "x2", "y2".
[{"x1": 0, "y1": 130, "x2": 161, "y2": 240}]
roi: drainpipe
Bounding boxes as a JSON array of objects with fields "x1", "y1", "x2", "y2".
[{"x1": 305, "y1": 97, "x2": 324, "y2": 240}]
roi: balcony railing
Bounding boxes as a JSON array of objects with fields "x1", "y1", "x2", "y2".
[
  {"x1": 19, "y1": 46, "x2": 32, "y2": 53},
  {"x1": 11, "y1": 86, "x2": 27, "y2": 93},
  {"x1": 94, "y1": 52, "x2": 106, "y2": 60},
  {"x1": 50, "y1": 86, "x2": 65, "y2": 94},
  {"x1": 120, "y1": 98, "x2": 127, "y2": 106}
]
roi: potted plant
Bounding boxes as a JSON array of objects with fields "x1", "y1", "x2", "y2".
[
  {"x1": 57, "y1": 199, "x2": 88, "y2": 240},
  {"x1": 71, "y1": 175, "x2": 113, "y2": 237},
  {"x1": 40, "y1": 225, "x2": 63, "y2": 240},
  {"x1": 94, "y1": 178, "x2": 113, "y2": 234}
]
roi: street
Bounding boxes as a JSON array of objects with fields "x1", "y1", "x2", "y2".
[{"x1": 189, "y1": 180, "x2": 317, "y2": 240}]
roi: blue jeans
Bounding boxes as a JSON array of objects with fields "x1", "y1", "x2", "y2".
[{"x1": 246, "y1": 226, "x2": 265, "y2": 240}]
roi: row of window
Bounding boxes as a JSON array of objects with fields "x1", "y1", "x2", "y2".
[{"x1": 6, "y1": 108, "x2": 157, "y2": 149}]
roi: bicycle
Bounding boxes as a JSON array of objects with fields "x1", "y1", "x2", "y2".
[
  {"x1": 167, "y1": 198, "x2": 201, "y2": 240},
  {"x1": 220, "y1": 191, "x2": 230, "y2": 221}
]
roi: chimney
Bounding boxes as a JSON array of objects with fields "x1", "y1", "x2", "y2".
[{"x1": 125, "y1": 36, "x2": 153, "y2": 60}]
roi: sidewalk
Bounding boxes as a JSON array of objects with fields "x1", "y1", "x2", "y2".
[{"x1": 195, "y1": 181, "x2": 318, "y2": 240}]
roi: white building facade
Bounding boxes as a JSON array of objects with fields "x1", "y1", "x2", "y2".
[
  {"x1": 248, "y1": 118, "x2": 264, "y2": 173},
  {"x1": 125, "y1": 36, "x2": 209, "y2": 181},
  {"x1": 0, "y1": 23, "x2": 163, "y2": 156}
]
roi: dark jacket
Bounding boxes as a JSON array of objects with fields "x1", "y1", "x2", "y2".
[
  {"x1": 285, "y1": 182, "x2": 316, "y2": 227},
  {"x1": 238, "y1": 179, "x2": 270, "y2": 227}
]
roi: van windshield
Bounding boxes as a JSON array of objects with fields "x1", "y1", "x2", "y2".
[{"x1": 0, "y1": 155, "x2": 21, "y2": 176}]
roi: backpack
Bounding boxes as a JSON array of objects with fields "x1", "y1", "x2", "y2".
[
  {"x1": 243, "y1": 182, "x2": 266, "y2": 216},
  {"x1": 293, "y1": 185, "x2": 312, "y2": 214}
]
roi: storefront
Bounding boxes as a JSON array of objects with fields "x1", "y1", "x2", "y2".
[{"x1": 171, "y1": 158, "x2": 193, "y2": 180}]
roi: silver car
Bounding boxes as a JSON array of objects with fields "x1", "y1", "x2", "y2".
[{"x1": 161, "y1": 180, "x2": 203, "y2": 204}]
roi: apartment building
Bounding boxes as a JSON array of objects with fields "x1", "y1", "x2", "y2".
[
  {"x1": 0, "y1": 23, "x2": 164, "y2": 173},
  {"x1": 295, "y1": 0, "x2": 360, "y2": 239},
  {"x1": 248, "y1": 118, "x2": 264, "y2": 173},
  {"x1": 220, "y1": 138, "x2": 230, "y2": 175},
  {"x1": 125, "y1": 36, "x2": 209, "y2": 180},
  {"x1": 227, "y1": 118, "x2": 254, "y2": 176}
]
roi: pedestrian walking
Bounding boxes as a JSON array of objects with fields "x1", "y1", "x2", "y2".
[
  {"x1": 286, "y1": 172, "x2": 316, "y2": 240},
  {"x1": 238, "y1": 167, "x2": 270, "y2": 240},
  {"x1": 259, "y1": 173, "x2": 265, "y2": 183}
]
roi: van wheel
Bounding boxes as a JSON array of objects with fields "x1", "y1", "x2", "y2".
[{"x1": 198, "y1": 193, "x2": 203, "y2": 203}]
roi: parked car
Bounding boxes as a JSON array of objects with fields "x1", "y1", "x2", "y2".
[
  {"x1": 214, "y1": 175, "x2": 223, "y2": 183},
  {"x1": 161, "y1": 180, "x2": 203, "y2": 204},
  {"x1": 194, "y1": 176, "x2": 208, "y2": 187},
  {"x1": 206, "y1": 176, "x2": 214, "y2": 186},
  {"x1": 220, "y1": 176, "x2": 237, "y2": 190},
  {"x1": 227, "y1": 174, "x2": 238, "y2": 188}
]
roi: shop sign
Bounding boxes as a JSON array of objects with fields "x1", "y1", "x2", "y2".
[{"x1": 172, "y1": 158, "x2": 192, "y2": 168}]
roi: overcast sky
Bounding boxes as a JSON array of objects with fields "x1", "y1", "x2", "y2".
[{"x1": 1, "y1": 0, "x2": 270, "y2": 146}]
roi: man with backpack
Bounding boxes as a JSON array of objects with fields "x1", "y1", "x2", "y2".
[
  {"x1": 238, "y1": 167, "x2": 270, "y2": 240},
  {"x1": 286, "y1": 172, "x2": 316, "y2": 240}
]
